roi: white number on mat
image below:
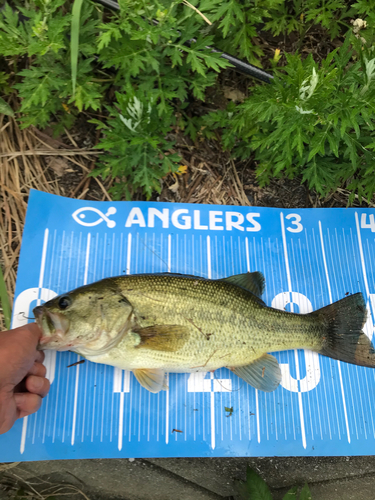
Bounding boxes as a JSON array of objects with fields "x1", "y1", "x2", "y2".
[
  {"x1": 361, "y1": 213, "x2": 375, "y2": 232},
  {"x1": 286, "y1": 213, "x2": 303, "y2": 233}
]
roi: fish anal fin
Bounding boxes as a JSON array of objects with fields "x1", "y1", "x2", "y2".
[
  {"x1": 133, "y1": 325, "x2": 189, "y2": 352},
  {"x1": 133, "y1": 368, "x2": 168, "y2": 393},
  {"x1": 221, "y1": 272, "x2": 265, "y2": 298},
  {"x1": 232, "y1": 354, "x2": 281, "y2": 392}
]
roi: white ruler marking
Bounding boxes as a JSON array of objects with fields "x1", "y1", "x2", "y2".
[
  {"x1": 165, "y1": 374, "x2": 170, "y2": 444},
  {"x1": 118, "y1": 392, "x2": 124, "y2": 451},
  {"x1": 280, "y1": 213, "x2": 306, "y2": 449},
  {"x1": 168, "y1": 234, "x2": 171, "y2": 273},
  {"x1": 245, "y1": 237, "x2": 250, "y2": 272},
  {"x1": 319, "y1": 221, "x2": 350, "y2": 443},
  {"x1": 355, "y1": 213, "x2": 370, "y2": 297},
  {"x1": 71, "y1": 233, "x2": 91, "y2": 446},
  {"x1": 207, "y1": 235, "x2": 212, "y2": 279},
  {"x1": 210, "y1": 372, "x2": 215, "y2": 449},
  {"x1": 256, "y1": 390, "x2": 260, "y2": 443},
  {"x1": 20, "y1": 228, "x2": 49, "y2": 454},
  {"x1": 126, "y1": 233, "x2": 132, "y2": 275}
]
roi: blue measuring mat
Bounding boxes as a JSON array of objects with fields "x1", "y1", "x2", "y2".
[{"x1": 1, "y1": 189, "x2": 375, "y2": 461}]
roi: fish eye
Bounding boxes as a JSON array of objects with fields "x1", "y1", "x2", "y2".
[{"x1": 58, "y1": 295, "x2": 71, "y2": 310}]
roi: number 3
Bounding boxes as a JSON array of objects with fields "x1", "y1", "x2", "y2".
[{"x1": 286, "y1": 213, "x2": 303, "y2": 233}]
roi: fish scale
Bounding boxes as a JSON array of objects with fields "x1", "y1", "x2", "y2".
[{"x1": 99, "y1": 274, "x2": 323, "y2": 371}]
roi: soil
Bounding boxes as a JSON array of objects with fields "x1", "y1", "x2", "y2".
[
  {"x1": 24, "y1": 122, "x2": 369, "y2": 211},
  {"x1": 47, "y1": 122, "x2": 369, "y2": 209}
]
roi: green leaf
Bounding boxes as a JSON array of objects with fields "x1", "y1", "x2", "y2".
[
  {"x1": 282, "y1": 486, "x2": 298, "y2": 499},
  {"x1": 71, "y1": 0, "x2": 84, "y2": 96},
  {"x1": 0, "y1": 97, "x2": 14, "y2": 117},
  {"x1": 186, "y1": 51, "x2": 206, "y2": 76},
  {"x1": 224, "y1": 406, "x2": 233, "y2": 416},
  {"x1": 0, "y1": 265, "x2": 11, "y2": 329},
  {"x1": 69, "y1": 82, "x2": 102, "y2": 112},
  {"x1": 237, "y1": 467, "x2": 273, "y2": 500},
  {"x1": 97, "y1": 23, "x2": 122, "y2": 51},
  {"x1": 299, "y1": 483, "x2": 312, "y2": 500}
]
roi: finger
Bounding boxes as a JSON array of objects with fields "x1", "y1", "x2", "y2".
[
  {"x1": 14, "y1": 379, "x2": 27, "y2": 393},
  {"x1": 25, "y1": 375, "x2": 50, "y2": 398},
  {"x1": 14, "y1": 393, "x2": 42, "y2": 419},
  {"x1": 27, "y1": 362, "x2": 47, "y2": 378},
  {"x1": 35, "y1": 350, "x2": 45, "y2": 364},
  {"x1": 14, "y1": 363, "x2": 47, "y2": 392},
  {"x1": 9, "y1": 323, "x2": 43, "y2": 351}
]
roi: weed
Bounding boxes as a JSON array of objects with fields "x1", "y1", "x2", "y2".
[
  {"x1": 0, "y1": 266, "x2": 11, "y2": 329},
  {"x1": 204, "y1": 32, "x2": 375, "y2": 202},
  {"x1": 235, "y1": 466, "x2": 312, "y2": 500}
]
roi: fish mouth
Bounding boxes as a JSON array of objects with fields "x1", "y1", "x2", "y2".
[{"x1": 33, "y1": 306, "x2": 70, "y2": 350}]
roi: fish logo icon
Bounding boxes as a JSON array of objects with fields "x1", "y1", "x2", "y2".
[{"x1": 72, "y1": 207, "x2": 117, "y2": 228}]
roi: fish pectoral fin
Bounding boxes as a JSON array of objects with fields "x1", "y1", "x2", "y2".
[
  {"x1": 221, "y1": 272, "x2": 265, "y2": 299},
  {"x1": 232, "y1": 354, "x2": 281, "y2": 392},
  {"x1": 133, "y1": 325, "x2": 189, "y2": 352},
  {"x1": 133, "y1": 368, "x2": 168, "y2": 393}
]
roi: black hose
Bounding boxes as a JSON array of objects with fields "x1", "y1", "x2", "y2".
[{"x1": 95, "y1": 0, "x2": 273, "y2": 83}]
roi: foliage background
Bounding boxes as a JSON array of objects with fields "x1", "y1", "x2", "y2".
[{"x1": 0, "y1": 0, "x2": 374, "y2": 203}]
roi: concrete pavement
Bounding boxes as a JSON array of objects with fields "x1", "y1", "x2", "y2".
[{"x1": 2, "y1": 456, "x2": 375, "y2": 499}]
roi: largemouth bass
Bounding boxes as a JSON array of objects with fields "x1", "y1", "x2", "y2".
[{"x1": 33, "y1": 272, "x2": 375, "y2": 393}]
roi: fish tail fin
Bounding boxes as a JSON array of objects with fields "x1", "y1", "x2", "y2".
[{"x1": 312, "y1": 293, "x2": 375, "y2": 367}]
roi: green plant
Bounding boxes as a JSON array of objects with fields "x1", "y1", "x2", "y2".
[
  {"x1": 263, "y1": 0, "x2": 355, "y2": 40},
  {"x1": 90, "y1": 92, "x2": 181, "y2": 199},
  {"x1": 71, "y1": 0, "x2": 85, "y2": 96},
  {"x1": 198, "y1": 0, "x2": 283, "y2": 65},
  {"x1": 2, "y1": 0, "x2": 101, "y2": 130},
  {"x1": 0, "y1": 96, "x2": 13, "y2": 116},
  {"x1": 1, "y1": 0, "x2": 375, "y2": 200},
  {"x1": 0, "y1": 265, "x2": 11, "y2": 329},
  {"x1": 206, "y1": 33, "x2": 375, "y2": 202},
  {"x1": 0, "y1": 0, "x2": 231, "y2": 198},
  {"x1": 199, "y1": 0, "x2": 365, "y2": 66},
  {"x1": 235, "y1": 466, "x2": 312, "y2": 500}
]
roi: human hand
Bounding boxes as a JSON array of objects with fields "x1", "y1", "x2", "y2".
[{"x1": 0, "y1": 323, "x2": 50, "y2": 435}]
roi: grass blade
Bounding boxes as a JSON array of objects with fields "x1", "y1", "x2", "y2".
[
  {"x1": 0, "y1": 265, "x2": 11, "y2": 329},
  {"x1": 71, "y1": 0, "x2": 84, "y2": 96}
]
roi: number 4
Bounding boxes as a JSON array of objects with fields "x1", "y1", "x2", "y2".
[{"x1": 361, "y1": 214, "x2": 375, "y2": 232}]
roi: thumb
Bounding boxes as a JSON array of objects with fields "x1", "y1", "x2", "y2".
[
  {"x1": 12, "y1": 323, "x2": 42, "y2": 346},
  {"x1": 1, "y1": 324, "x2": 43, "y2": 356}
]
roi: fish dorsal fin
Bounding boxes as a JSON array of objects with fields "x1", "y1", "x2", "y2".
[
  {"x1": 133, "y1": 325, "x2": 189, "y2": 352},
  {"x1": 232, "y1": 354, "x2": 281, "y2": 392},
  {"x1": 133, "y1": 368, "x2": 168, "y2": 393},
  {"x1": 221, "y1": 272, "x2": 265, "y2": 298}
]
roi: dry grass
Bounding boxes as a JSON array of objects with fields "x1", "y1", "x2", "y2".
[
  {"x1": 0, "y1": 113, "x2": 104, "y2": 330},
  {"x1": 0, "y1": 463, "x2": 91, "y2": 499},
  {"x1": 161, "y1": 141, "x2": 251, "y2": 207}
]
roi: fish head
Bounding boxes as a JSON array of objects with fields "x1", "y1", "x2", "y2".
[{"x1": 34, "y1": 283, "x2": 133, "y2": 354}]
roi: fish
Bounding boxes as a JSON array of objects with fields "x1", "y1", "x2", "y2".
[{"x1": 33, "y1": 272, "x2": 375, "y2": 394}]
